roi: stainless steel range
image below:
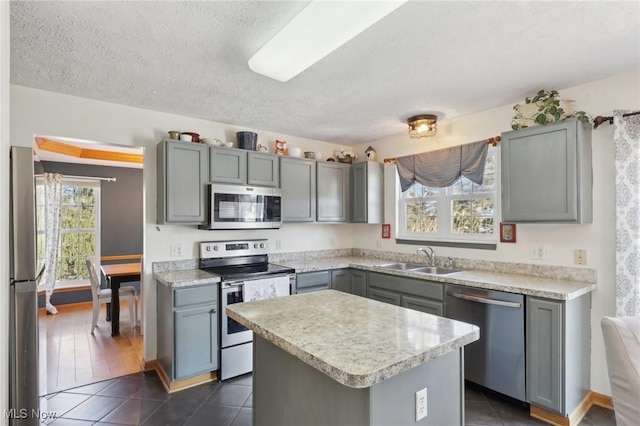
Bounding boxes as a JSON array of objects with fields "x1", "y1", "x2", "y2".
[{"x1": 199, "y1": 239, "x2": 296, "y2": 381}]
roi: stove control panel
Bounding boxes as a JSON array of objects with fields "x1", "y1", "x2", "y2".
[{"x1": 200, "y1": 239, "x2": 269, "y2": 259}]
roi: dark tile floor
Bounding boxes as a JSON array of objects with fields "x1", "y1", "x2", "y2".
[{"x1": 40, "y1": 371, "x2": 615, "y2": 425}]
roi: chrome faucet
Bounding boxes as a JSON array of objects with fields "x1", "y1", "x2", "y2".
[{"x1": 417, "y1": 247, "x2": 436, "y2": 266}]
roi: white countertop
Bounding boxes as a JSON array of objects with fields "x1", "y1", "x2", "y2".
[{"x1": 227, "y1": 289, "x2": 479, "y2": 388}]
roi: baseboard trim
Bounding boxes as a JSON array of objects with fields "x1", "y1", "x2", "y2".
[
  {"x1": 37, "y1": 285, "x2": 91, "y2": 296},
  {"x1": 142, "y1": 359, "x2": 158, "y2": 373},
  {"x1": 590, "y1": 391, "x2": 614, "y2": 410},
  {"x1": 155, "y1": 364, "x2": 217, "y2": 394},
  {"x1": 530, "y1": 391, "x2": 614, "y2": 425}
]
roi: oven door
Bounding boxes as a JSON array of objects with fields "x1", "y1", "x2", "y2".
[
  {"x1": 221, "y1": 282, "x2": 253, "y2": 348},
  {"x1": 205, "y1": 184, "x2": 281, "y2": 230}
]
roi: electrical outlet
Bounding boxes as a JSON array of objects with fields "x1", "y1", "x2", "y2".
[
  {"x1": 170, "y1": 244, "x2": 183, "y2": 257},
  {"x1": 376, "y1": 238, "x2": 383, "y2": 248},
  {"x1": 529, "y1": 245, "x2": 546, "y2": 260},
  {"x1": 574, "y1": 249, "x2": 587, "y2": 265},
  {"x1": 330, "y1": 238, "x2": 335, "y2": 247},
  {"x1": 276, "y1": 240, "x2": 282, "y2": 250},
  {"x1": 416, "y1": 388, "x2": 427, "y2": 421}
]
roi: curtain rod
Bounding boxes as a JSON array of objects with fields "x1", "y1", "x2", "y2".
[
  {"x1": 593, "y1": 111, "x2": 640, "y2": 128},
  {"x1": 35, "y1": 173, "x2": 116, "y2": 182},
  {"x1": 383, "y1": 135, "x2": 501, "y2": 164}
]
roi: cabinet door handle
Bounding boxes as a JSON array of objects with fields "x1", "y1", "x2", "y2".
[{"x1": 211, "y1": 308, "x2": 217, "y2": 314}]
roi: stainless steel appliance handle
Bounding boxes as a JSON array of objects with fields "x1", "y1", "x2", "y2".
[
  {"x1": 222, "y1": 273, "x2": 296, "y2": 289},
  {"x1": 222, "y1": 280, "x2": 245, "y2": 288},
  {"x1": 449, "y1": 292, "x2": 522, "y2": 308}
]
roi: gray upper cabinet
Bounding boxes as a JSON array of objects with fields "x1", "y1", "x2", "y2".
[
  {"x1": 317, "y1": 162, "x2": 349, "y2": 222},
  {"x1": 248, "y1": 152, "x2": 280, "y2": 187},
  {"x1": 209, "y1": 147, "x2": 279, "y2": 187},
  {"x1": 280, "y1": 157, "x2": 316, "y2": 222},
  {"x1": 350, "y1": 162, "x2": 384, "y2": 223},
  {"x1": 209, "y1": 146, "x2": 247, "y2": 184},
  {"x1": 501, "y1": 118, "x2": 592, "y2": 223},
  {"x1": 157, "y1": 139, "x2": 208, "y2": 224}
]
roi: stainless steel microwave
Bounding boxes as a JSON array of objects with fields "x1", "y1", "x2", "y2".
[{"x1": 200, "y1": 184, "x2": 282, "y2": 230}]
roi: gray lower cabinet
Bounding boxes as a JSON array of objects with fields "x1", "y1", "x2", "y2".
[
  {"x1": 350, "y1": 161, "x2": 384, "y2": 223},
  {"x1": 296, "y1": 270, "x2": 330, "y2": 293},
  {"x1": 281, "y1": 157, "x2": 316, "y2": 222},
  {"x1": 157, "y1": 139, "x2": 209, "y2": 224},
  {"x1": 526, "y1": 294, "x2": 591, "y2": 415},
  {"x1": 351, "y1": 269, "x2": 367, "y2": 297},
  {"x1": 209, "y1": 147, "x2": 279, "y2": 187},
  {"x1": 367, "y1": 272, "x2": 444, "y2": 315},
  {"x1": 157, "y1": 283, "x2": 219, "y2": 381},
  {"x1": 331, "y1": 269, "x2": 352, "y2": 293},
  {"x1": 501, "y1": 118, "x2": 592, "y2": 223},
  {"x1": 299, "y1": 268, "x2": 368, "y2": 296},
  {"x1": 317, "y1": 162, "x2": 349, "y2": 222}
]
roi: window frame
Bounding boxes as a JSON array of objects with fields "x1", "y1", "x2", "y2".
[
  {"x1": 396, "y1": 146, "x2": 500, "y2": 245},
  {"x1": 36, "y1": 177, "x2": 101, "y2": 289}
]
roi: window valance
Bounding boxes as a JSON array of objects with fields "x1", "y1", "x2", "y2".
[{"x1": 395, "y1": 140, "x2": 488, "y2": 192}]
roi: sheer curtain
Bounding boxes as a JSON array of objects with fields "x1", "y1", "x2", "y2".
[
  {"x1": 614, "y1": 110, "x2": 640, "y2": 316},
  {"x1": 39, "y1": 173, "x2": 63, "y2": 315}
]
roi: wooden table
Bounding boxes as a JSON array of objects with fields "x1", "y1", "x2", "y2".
[{"x1": 101, "y1": 262, "x2": 141, "y2": 336}]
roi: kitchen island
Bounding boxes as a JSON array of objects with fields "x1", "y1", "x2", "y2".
[{"x1": 227, "y1": 289, "x2": 479, "y2": 426}]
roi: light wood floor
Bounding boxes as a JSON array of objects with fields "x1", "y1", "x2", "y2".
[{"x1": 38, "y1": 302, "x2": 144, "y2": 396}]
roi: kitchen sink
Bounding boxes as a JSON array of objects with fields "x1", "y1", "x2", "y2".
[
  {"x1": 377, "y1": 263, "x2": 428, "y2": 270},
  {"x1": 411, "y1": 266, "x2": 462, "y2": 275}
]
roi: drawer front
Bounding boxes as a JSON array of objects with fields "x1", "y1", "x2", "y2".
[
  {"x1": 368, "y1": 287, "x2": 401, "y2": 305},
  {"x1": 297, "y1": 271, "x2": 331, "y2": 289},
  {"x1": 174, "y1": 284, "x2": 217, "y2": 308},
  {"x1": 368, "y1": 272, "x2": 443, "y2": 301},
  {"x1": 401, "y1": 296, "x2": 443, "y2": 316}
]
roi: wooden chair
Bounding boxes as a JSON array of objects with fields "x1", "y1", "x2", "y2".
[{"x1": 86, "y1": 257, "x2": 137, "y2": 334}]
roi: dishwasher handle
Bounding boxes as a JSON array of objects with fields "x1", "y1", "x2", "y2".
[{"x1": 448, "y1": 291, "x2": 522, "y2": 308}]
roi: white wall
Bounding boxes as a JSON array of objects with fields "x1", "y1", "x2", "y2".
[
  {"x1": 1, "y1": 2, "x2": 10, "y2": 422},
  {"x1": 352, "y1": 70, "x2": 640, "y2": 395},
  {"x1": 8, "y1": 70, "x2": 638, "y2": 398},
  {"x1": 9, "y1": 85, "x2": 354, "y2": 365}
]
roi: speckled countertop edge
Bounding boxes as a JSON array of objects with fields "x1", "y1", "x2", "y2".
[
  {"x1": 227, "y1": 290, "x2": 480, "y2": 388},
  {"x1": 154, "y1": 268, "x2": 220, "y2": 288},
  {"x1": 152, "y1": 255, "x2": 596, "y2": 298},
  {"x1": 278, "y1": 256, "x2": 596, "y2": 300}
]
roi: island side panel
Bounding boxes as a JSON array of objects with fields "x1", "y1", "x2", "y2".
[
  {"x1": 253, "y1": 335, "x2": 464, "y2": 426},
  {"x1": 369, "y1": 348, "x2": 463, "y2": 426},
  {"x1": 253, "y1": 335, "x2": 370, "y2": 426}
]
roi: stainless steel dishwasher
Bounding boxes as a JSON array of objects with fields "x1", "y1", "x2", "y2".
[{"x1": 445, "y1": 284, "x2": 526, "y2": 402}]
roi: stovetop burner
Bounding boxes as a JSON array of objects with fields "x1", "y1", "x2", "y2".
[
  {"x1": 200, "y1": 262, "x2": 294, "y2": 281},
  {"x1": 198, "y1": 239, "x2": 294, "y2": 280}
]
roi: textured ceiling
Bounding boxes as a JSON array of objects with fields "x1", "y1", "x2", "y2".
[{"x1": 10, "y1": 1, "x2": 640, "y2": 145}]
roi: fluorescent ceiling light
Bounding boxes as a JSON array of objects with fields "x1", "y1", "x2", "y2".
[{"x1": 248, "y1": 0, "x2": 407, "y2": 82}]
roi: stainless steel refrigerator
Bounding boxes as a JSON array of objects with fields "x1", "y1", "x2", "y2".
[{"x1": 9, "y1": 146, "x2": 39, "y2": 425}]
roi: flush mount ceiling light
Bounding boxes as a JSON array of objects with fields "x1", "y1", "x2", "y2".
[
  {"x1": 407, "y1": 114, "x2": 438, "y2": 139},
  {"x1": 248, "y1": 0, "x2": 407, "y2": 82}
]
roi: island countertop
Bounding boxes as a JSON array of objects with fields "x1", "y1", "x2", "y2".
[{"x1": 226, "y1": 289, "x2": 479, "y2": 388}]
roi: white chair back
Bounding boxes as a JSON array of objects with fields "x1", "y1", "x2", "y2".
[{"x1": 85, "y1": 257, "x2": 101, "y2": 294}]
